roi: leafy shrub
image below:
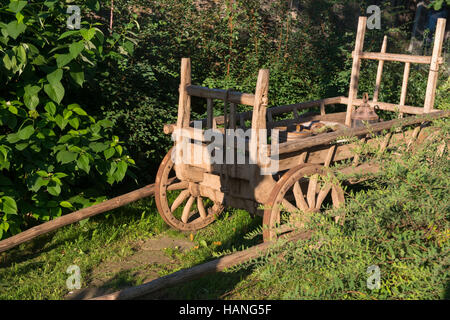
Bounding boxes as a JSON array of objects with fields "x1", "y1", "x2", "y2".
[{"x1": 0, "y1": 1, "x2": 134, "y2": 239}]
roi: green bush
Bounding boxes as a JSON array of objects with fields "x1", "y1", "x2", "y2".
[{"x1": 0, "y1": 1, "x2": 134, "y2": 239}]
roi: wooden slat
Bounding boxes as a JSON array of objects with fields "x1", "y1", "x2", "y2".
[
  {"x1": 206, "y1": 98, "x2": 213, "y2": 129},
  {"x1": 373, "y1": 36, "x2": 388, "y2": 102},
  {"x1": 399, "y1": 62, "x2": 411, "y2": 118},
  {"x1": 424, "y1": 18, "x2": 446, "y2": 113},
  {"x1": 341, "y1": 97, "x2": 429, "y2": 115},
  {"x1": 186, "y1": 85, "x2": 255, "y2": 106},
  {"x1": 354, "y1": 51, "x2": 444, "y2": 65},
  {"x1": 346, "y1": 17, "x2": 367, "y2": 126},
  {"x1": 177, "y1": 58, "x2": 192, "y2": 129}
]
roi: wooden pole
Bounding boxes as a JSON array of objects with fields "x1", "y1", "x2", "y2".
[
  {"x1": 0, "y1": 184, "x2": 161, "y2": 254},
  {"x1": 398, "y1": 62, "x2": 411, "y2": 118},
  {"x1": 345, "y1": 16, "x2": 367, "y2": 127},
  {"x1": 373, "y1": 36, "x2": 387, "y2": 102},
  {"x1": 91, "y1": 232, "x2": 309, "y2": 300},
  {"x1": 424, "y1": 18, "x2": 446, "y2": 113}
]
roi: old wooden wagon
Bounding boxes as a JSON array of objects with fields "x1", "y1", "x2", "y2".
[{"x1": 156, "y1": 16, "x2": 448, "y2": 241}]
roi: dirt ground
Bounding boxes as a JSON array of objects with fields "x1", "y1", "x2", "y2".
[{"x1": 65, "y1": 235, "x2": 194, "y2": 300}]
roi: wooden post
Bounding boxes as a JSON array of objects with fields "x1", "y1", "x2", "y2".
[
  {"x1": 177, "y1": 58, "x2": 192, "y2": 129},
  {"x1": 320, "y1": 102, "x2": 326, "y2": 116},
  {"x1": 424, "y1": 18, "x2": 446, "y2": 113},
  {"x1": 345, "y1": 16, "x2": 367, "y2": 127},
  {"x1": 398, "y1": 62, "x2": 411, "y2": 118},
  {"x1": 249, "y1": 69, "x2": 270, "y2": 165},
  {"x1": 207, "y1": 98, "x2": 213, "y2": 129},
  {"x1": 373, "y1": 36, "x2": 387, "y2": 102}
]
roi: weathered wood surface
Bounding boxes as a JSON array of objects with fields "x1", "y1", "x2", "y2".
[
  {"x1": 345, "y1": 16, "x2": 367, "y2": 126},
  {"x1": 424, "y1": 18, "x2": 446, "y2": 113},
  {"x1": 354, "y1": 51, "x2": 444, "y2": 65},
  {"x1": 90, "y1": 231, "x2": 310, "y2": 300},
  {"x1": 187, "y1": 85, "x2": 255, "y2": 106}
]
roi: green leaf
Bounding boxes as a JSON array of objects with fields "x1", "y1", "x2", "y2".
[
  {"x1": 54, "y1": 114, "x2": 68, "y2": 130},
  {"x1": 44, "y1": 101, "x2": 57, "y2": 116},
  {"x1": 80, "y1": 28, "x2": 96, "y2": 41},
  {"x1": 58, "y1": 30, "x2": 79, "y2": 40},
  {"x1": 31, "y1": 176, "x2": 49, "y2": 192},
  {"x1": 9, "y1": 1, "x2": 27, "y2": 13},
  {"x1": 6, "y1": 21, "x2": 26, "y2": 40},
  {"x1": 47, "y1": 183, "x2": 61, "y2": 196},
  {"x1": 18, "y1": 125, "x2": 35, "y2": 140},
  {"x1": 56, "y1": 54, "x2": 73, "y2": 68},
  {"x1": 60, "y1": 201, "x2": 73, "y2": 209},
  {"x1": 56, "y1": 150, "x2": 77, "y2": 164},
  {"x1": 69, "y1": 117, "x2": 79, "y2": 129},
  {"x1": 77, "y1": 154, "x2": 90, "y2": 174},
  {"x1": 44, "y1": 81, "x2": 65, "y2": 104},
  {"x1": 47, "y1": 69, "x2": 63, "y2": 85},
  {"x1": 1, "y1": 196, "x2": 18, "y2": 215},
  {"x1": 6, "y1": 133, "x2": 20, "y2": 144},
  {"x1": 72, "y1": 107, "x2": 88, "y2": 116},
  {"x1": 104, "y1": 148, "x2": 115, "y2": 160},
  {"x1": 89, "y1": 142, "x2": 108, "y2": 153},
  {"x1": 24, "y1": 85, "x2": 41, "y2": 110},
  {"x1": 69, "y1": 41, "x2": 84, "y2": 59},
  {"x1": 69, "y1": 63, "x2": 84, "y2": 87},
  {"x1": 113, "y1": 161, "x2": 128, "y2": 182}
]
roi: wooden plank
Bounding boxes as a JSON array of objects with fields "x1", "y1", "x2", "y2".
[
  {"x1": 341, "y1": 97, "x2": 428, "y2": 115},
  {"x1": 399, "y1": 62, "x2": 411, "y2": 118},
  {"x1": 164, "y1": 96, "x2": 346, "y2": 134},
  {"x1": 206, "y1": 98, "x2": 213, "y2": 129},
  {"x1": 91, "y1": 232, "x2": 310, "y2": 300},
  {"x1": 373, "y1": 36, "x2": 387, "y2": 102},
  {"x1": 186, "y1": 85, "x2": 255, "y2": 106},
  {"x1": 346, "y1": 17, "x2": 367, "y2": 126},
  {"x1": 177, "y1": 58, "x2": 192, "y2": 129},
  {"x1": 424, "y1": 18, "x2": 446, "y2": 113},
  {"x1": 354, "y1": 51, "x2": 444, "y2": 65}
]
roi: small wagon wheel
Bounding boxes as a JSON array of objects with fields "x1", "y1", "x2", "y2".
[
  {"x1": 155, "y1": 147, "x2": 224, "y2": 231},
  {"x1": 263, "y1": 164, "x2": 345, "y2": 241}
]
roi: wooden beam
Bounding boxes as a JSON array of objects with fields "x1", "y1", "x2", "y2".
[
  {"x1": 177, "y1": 58, "x2": 192, "y2": 129},
  {"x1": 399, "y1": 62, "x2": 411, "y2": 118},
  {"x1": 373, "y1": 36, "x2": 387, "y2": 102},
  {"x1": 424, "y1": 18, "x2": 446, "y2": 113},
  {"x1": 186, "y1": 85, "x2": 255, "y2": 106},
  {"x1": 354, "y1": 51, "x2": 444, "y2": 65},
  {"x1": 341, "y1": 97, "x2": 429, "y2": 115},
  {"x1": 346, "y1": 16, "x2": 367, "y2": 126}
]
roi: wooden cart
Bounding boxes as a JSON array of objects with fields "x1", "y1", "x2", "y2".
[{"x1": 155, "y1": 16, "x2": 448, "y2": 241}]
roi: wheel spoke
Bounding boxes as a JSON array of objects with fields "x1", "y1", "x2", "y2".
[
  {"x1": 170, "y1": 189, "x2": 190, "y2": 213},
  {"x1": 307, "y1": 174, "x2": 318, "y2": 209},
  {"x1": 168, "y1": 181, "x2": 189, "y2": 191},
  {"x1": 181, "y1": 196, "x2": 195, "y2": 223},
  {"x1": 293, "y1": 181, "x2": 309, "y2": 211},
  {"x1": 281, "y1": 199, "x2": 299, "y2": 214},
  {"x1": 315, "y1": 183, "x2": 332, "y2": 209},
  {"x1": 197, "y1": 197, "x2": 207, "y2": 220}
]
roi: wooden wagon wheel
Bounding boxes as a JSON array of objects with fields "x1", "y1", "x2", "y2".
[
  {"x1": 155, "y1": 148, "x2": 224, "y2": 231},
  {"x1": 263, "y1": 164, "x2": 345, "y2": 241}
]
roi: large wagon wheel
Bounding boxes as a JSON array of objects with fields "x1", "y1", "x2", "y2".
[
  {"x1": 155, "y1": 148, "x2": 224, "y2": 231},
  {"x1": 263, "y1": 164, "x2": 345, "y2": 241}
]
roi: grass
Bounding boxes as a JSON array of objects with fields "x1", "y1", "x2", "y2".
[{"x1": 0, "y1": 195, "x2": 262, "y2": 300}]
